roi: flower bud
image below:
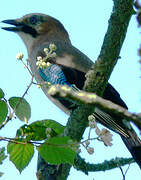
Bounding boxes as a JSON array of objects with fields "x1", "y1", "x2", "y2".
[
  {"x1": 47, "y1": 62, "x2": 51, "y2": 67},
  {"x1": 87, "y1": 147, "x2": 94, "y2": 155},
  {"x1": 37, "y1": 56, "x2": 42, "y2": 61},
  {"x1": 89, "y1": 121, "x2": 96, "y2": 128},
  {"x1": 88, "y1": 115, "x2": 95, "y2": 121},
  {"x1": 51, "y1": 52, "x2": 56, "y2": 58},
  {"x1": 44, "y1": 48, "x2": 49, "y2": 54},
  {"x1": 49, "y1": 43, "x2": 56, "y2": 51},
  {"x1": 37, "y1": 84, "x2": 41, "y2": 88},
  {"x1": 41, "y1": 62, "x2": 47, "y2": 69},
  {"x1": 16, "y1": 53, "x2": 24, "y2": 60}
]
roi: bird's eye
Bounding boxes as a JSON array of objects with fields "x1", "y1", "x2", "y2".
[{"x1": 30, "y1": 16, "x2": 38, "y2": 25}]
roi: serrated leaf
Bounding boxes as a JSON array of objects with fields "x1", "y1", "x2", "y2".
[
  {"x1": 37, "y1": 136, "x2": 76, "y2": 165},
  {"x1": 8, "y1": 97, "x2": 31, "y2": 122},
  {"x1": 0, "y1": 147, "x2": 7, "y2": 164},
  {"x1": 0, "y1": 88, "x2": 4, "y2": 99},
  {"x1": 17, "y1": 123, "x2": 47, "y2": 141},
  {"x1": 0, "y1": 100, "x2": 8, "y2": 124},
  {"x1": 38, "y1": 119, "x2": 65, "y2": 135},
  {"x1": 7, "y1": 140, "x2": 34, "y2": 173},
  {"x1": 17, "y1": 120, "x2": 65, "y2": 141}
]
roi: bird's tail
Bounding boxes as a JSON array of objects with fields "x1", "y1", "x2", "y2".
[
  {"x1": 94, "y1": 107, "x2": 141, "y2": 168},
  {"x1": 121, "y1": 130, "x2": 141, "y2": 168}
]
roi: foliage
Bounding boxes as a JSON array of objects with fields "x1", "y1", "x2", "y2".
[
  {"x1": 17, "y1": 119, "x2": 65, "y2": 141},
  {"x1": 0, "y1": 147, "x2": 7, "y2": 177},
  {"x1": 7, "y1": 140, "x2": 34, "y2": 173},
  {"x1": 0, "y1": 88, "x2": 5, "y2": 99},
  {"x1": 7, "y1": 120, "x2": 76, "y2": 172},
  {"x1": 0, "y1": 87, "x2": 136, "y2": 176},
  {"x1": 37, "y1": 136, "x2": 76, "y2": 165},
  {"x1": 0, "y1": 100, "x2": 8, "y2": 125},
  {"x1": 0, "y1": 2, "x2": 139, "y2": 177},
  {"x1": 9, "y1": 97, "x2": 31, "y2": 122},
  {"x1": 0, "y1": 88, "x2": 77, "y2": 173}
]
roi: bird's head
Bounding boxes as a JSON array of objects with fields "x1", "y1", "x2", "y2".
[{"x1": 2, "y1": 13, "x2": 70, "y2": 52}]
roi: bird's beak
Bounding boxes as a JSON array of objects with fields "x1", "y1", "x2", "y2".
[{"x1": 1, "y1": 19, "x2": 24, "y2": 32}]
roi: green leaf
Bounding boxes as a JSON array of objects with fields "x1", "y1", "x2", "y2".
[
  {"x1": 0, "y1": 88, "x2": 5, "y2": 99},
  {"x1": 17, "y1": 120, "x2": 65, "y2": 141},
  {"x1": 37, "y1": 136, "x2": 76, "y2": 165},
  {"x1": 8, "y1": 97, "x2": 31, "y2": 122},
  {"x1": 7, "y1": 140, "x2": 34, "y2": 173},
  {"x1": 0, "y1": 100, "x2": 8, "y2": 124},
  {"x1": 0, "y1": 147, "x2": 7, "y2": 164},
  {"x1": 39, "y1": 119, "x2": 65, "y2": 135}
]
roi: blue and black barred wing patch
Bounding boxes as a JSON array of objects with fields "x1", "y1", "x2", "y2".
[{"x1": 38, "y1": 64, "x2": 70, "y2": 86}]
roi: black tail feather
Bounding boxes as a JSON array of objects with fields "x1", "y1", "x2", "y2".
[{"x1": 121, "y1": 135, "x2": 141, "y2": 169}]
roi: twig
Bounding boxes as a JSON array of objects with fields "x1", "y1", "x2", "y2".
[
  {"x1": 21, "y1": 59, "x2": 33, "y2": 76},
  {"x1": 119, "y1": 166, "x2": 125, "y2": 180},
  {"x1": 13, "y1": 75, "x2": 34, "y2": 115},
  {"x1": 0, "y1": 75, "x2": 34, "y2": 130},
  {"x1": 124, "y1": 164, "x2": 131, "y2": 178},
  {"x1": 118, "y1": 158, "x2": 131, "y2": 180},
  {"x1": 0, "y1": 136, "x2": 42, "y2": 146}
]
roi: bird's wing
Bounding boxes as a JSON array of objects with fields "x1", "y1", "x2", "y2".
[
  {"x1": 54, "y1": 44, "x2": 93, "y2": 73},
  {"x1": 32, "y1": 41, "x2": 94, "y2": 73},
  {"x1": 31, "y1": 41, "x2": 131, "y2": 137}
]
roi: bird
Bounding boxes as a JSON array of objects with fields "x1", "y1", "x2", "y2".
[{"x1": 2, "y1": 13, "x2": 141, "y2": 168}]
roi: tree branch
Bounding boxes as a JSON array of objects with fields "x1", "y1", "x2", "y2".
[
  {"x1": 48, "y1": 85, "x2": 141, "y2": 131},
  {"x1": 37, "y1": 0, "x2": 134, "y2": 179},
  {"x1": 84, "y1": 0, "x2": 134, "y2": 95},
  {"x1": 74, "y1": 155, "x2": 134, "y2": 174}
]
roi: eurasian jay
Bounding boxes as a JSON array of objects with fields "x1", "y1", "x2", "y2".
[{"x1": 2, "y1": 13, "x2": 141, "y2": 168}]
